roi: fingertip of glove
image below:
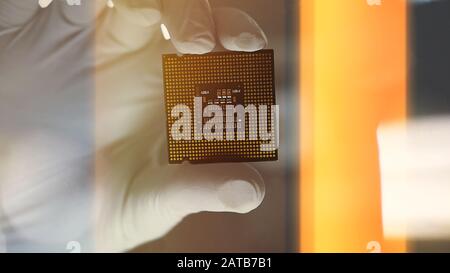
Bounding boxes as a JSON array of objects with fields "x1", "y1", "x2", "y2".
[
  {"x1": 217, "y1": 170, "x2": 265, "y2": 214},
  {"x1": 213, "y1": 7, "x2": 267, "y2": 52},
  {"x1": 171, "y1": 36, "x2": 216, "y2": 55},
  {"x1": 162, "y1": 0, "x2": 216, "y2": 55},
  {"x1": 220, "y1": 32, "x2": 267, "y2": 52},
  {"x1": 114, "y1": 0, "x2": 162, "y2": 27}
]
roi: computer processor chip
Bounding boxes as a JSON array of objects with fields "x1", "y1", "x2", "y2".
[{"x1": 163, "y1": 49, "x2": 277, "y2": 164}]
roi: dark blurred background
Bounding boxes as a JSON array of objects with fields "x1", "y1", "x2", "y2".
[{"x1": 409, "y1": 0, "x2": 450, "y2": 253}]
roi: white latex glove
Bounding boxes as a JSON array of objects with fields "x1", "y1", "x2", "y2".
[
  {"x1": 0, "y1": 0, "x2": 267, "y2": 252},
  {"x1": 0, "y1": 228, "x2": 4, "y2": 253}
]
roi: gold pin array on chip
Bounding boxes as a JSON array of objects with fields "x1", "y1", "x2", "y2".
[{"x1": 163, "y1": 50, "x2": 278, "y2": 164}]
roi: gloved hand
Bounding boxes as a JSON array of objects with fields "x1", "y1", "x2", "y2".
[{"x1": 0, "y1": 0, "x2": 267, "y2": 252}]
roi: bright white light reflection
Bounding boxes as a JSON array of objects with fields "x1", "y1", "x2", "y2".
[{"x1": 378, "y1": 117, "x2": 450, "y2": 239}]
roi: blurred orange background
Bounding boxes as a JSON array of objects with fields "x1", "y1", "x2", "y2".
[{"x1": 300, "y1": 0, "x2": 407, "y2": 252}]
